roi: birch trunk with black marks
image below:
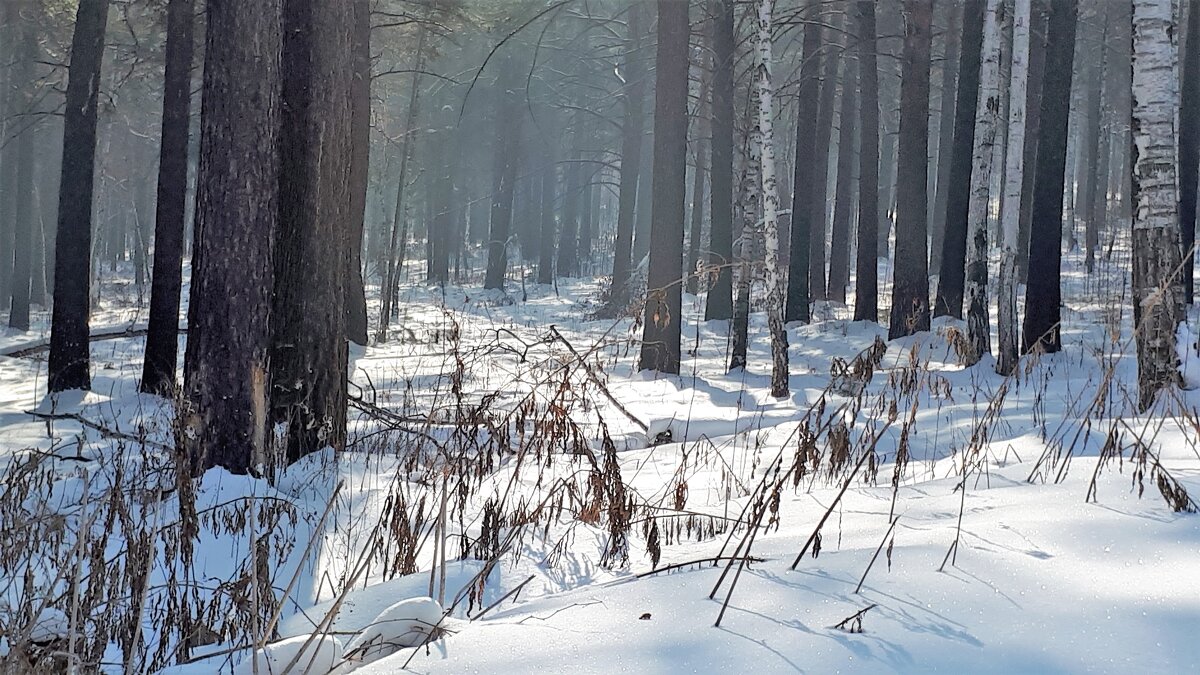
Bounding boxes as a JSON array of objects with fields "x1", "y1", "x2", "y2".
[
  {"x1": 997, "y1": 0, "x2": 1032, "y2": 376},
  {"x1": 757, "y1": 0, "x2": 789, "y2": 399}
]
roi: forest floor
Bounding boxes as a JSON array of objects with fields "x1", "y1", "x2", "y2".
[{"x1": 1, "y1": 248, "x2": 1199, "y2": 674}]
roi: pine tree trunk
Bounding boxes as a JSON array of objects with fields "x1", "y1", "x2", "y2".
[
  {"x1": 758, "y1": 0, "x2": 789, "y2": 399},
  {"x1": 639, "y1": 0, "x2": 689, "y2": 374},
  {"x1": 1017, "y1": 0, "x2": 1049, "y2": 280},
  {"x1": 1082, "y1": 4, "x2": 1109, "y2": 275},
  {"x1": 184, "y1": 0, "x2": 281, "y2": 474},
  {"x1": 7, "y1": 6, "x2": 37, "y2": 332},
  {"x1": 484, "y1": 58, "x2": 520, "y2": 291},
  {"x1": 1180, "y1": 0, "x2": 1200, "y2": 304},
  {"x1": 705, "y1": 0, "x2": 735, "y2": 321},
  {"x1": 272, "y1": 0, "x2": 353, "y2": 463},
  {"x1": 345, "y1": 0, "x2": 370, "y2": 345},
  {"x1": 931, "y1": 0, "x2": 963, "y2": 270},
  {"x1": 1021, "y1": 0, "x2": 1077, "y2": 354},
  {"x1": 809, "y1": 16, "x2": 841, "y2": 305},
  {"x1": 48, "y1": 0, "x2": 110, "y2": 392},
  {"x1": 1131, "y1": 0, "x2": 1185, "y2": 410},
  {"x1": 964, "y1": 0, "x2": 1008, "y2": 362},
  {"x1": 611, "y1": 2, "x2": 646, "y2": 306},
  {"x1": 141, "y1": 0, "x2": 194, "y2": 395},
  {"x1": 686, "y1": 39, "x2": 711, "y2": 297},
  {"x1": 828, "y1": 47, "x2": 858, "y2": 305},
  {"x1": 558, "y1": 118, "x2": 582, "y2": 278},
  {"x1": 887, "y1": 0, "x2": 934, "y2": 340},
  {"x1": 997, "y1": 0, "x2": 1032, "y2": 376},
  {"x1": 785, "y1": 0, "x2": 822, "y2": 323},
  {"x1": 934, "y1": 0, "x2": 985, "y2": 319},
  {"x1": 854, "y1": 0, "x2": 880, "y2": 323}
]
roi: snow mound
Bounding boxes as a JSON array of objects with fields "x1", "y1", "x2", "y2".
[
  {"x1": 341, "y1": 596, "x2": 444, "y2": 669},
  {"x1": 232, "y1": 634, "x2": 343, "y2": 675}
]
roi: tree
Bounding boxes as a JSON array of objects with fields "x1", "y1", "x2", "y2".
[
  {"x1": 930, "y1": 0, "x2": 962, "y2": 270},
  {"x1": 853, "y1": 0, "x2": 880, "y2": 323},
  {"x1": 48, "y1": 0, "x2": 111, "y2": 392},
  {"x1": 183, "y1": 0, "x2": 282, "y2": 474},
  {"x1": 345, "y1": 0, "x2": 371, "y2": 345},
  {"x1": 483, "y1": 57, "x2": 520, "y2": 291},
  {"x1": 1021, "y1": 0, "x2": 1078, "y2": 354},
  {"x1": 730, "y1": 97, "x2": 762, "y2": 371},
  {"x1": 827, "y1": 44, "x2": 858, "y2": 305},
  {"x1": 7, "y1": 4, "x2": 37, "y2": 332},
  {"x1": 639, "y1": 0, "x2": 689, "y2": 374},
  {"x1": 538, "y1": 146, "x2": 557, "y2": 284},
  {"x1": 785, "y1": 0, "x2": 821, "y2": 324},
  {"x1": 1131, "y1": 0, "x2": 1185, "y2": 410},
  {"x1": 808, "y1": 16, "x2": 841, "y2": 304},
  {"x1": 557, "y1": 116, "x2": 582, "y2": 278},
  {"x1": 1016, "y1": 0, "x2": 1049, "y2": 280},
  {"x1": 933, "y1": 0, "x2": 985, "y2": 319},
  {"x1": 963, "y1": 0, "x2": 1008, "y2": 362},
  {"x1": 887, "y1": 0, "x2": 934, "y2": 340},
  {"x1": 705, "y1": 0, "x2": 735, "y2": 321},
  {"x1": 1180, "y1": 0, "x2": 1200, "y2": 304},
  {"x1": 997, "y1": 0, "x2": 1032, "y2": 376},
  {"x1": 611, "y1": 2, "x2": 646, "y2": 306},
  {"x1": 757, "y1": 0, "x2": 788, "y2": 398},
  {"x1": 141, "y1": 0, "x2": 195, "y2": 395}
]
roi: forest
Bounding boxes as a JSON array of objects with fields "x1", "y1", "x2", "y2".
[{"x1": 0, "y1": 0, "x2": 1199, "y2": 672}]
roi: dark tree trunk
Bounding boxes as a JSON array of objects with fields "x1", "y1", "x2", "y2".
[
  {"x1": 141, "y1": 0, "x2": 194, "y2": 395},
  {"x1": 705, "y1": 0, "x2": 735, "y2": 321},
  {"x1": 933, "y1": 0, "x2": 984, "y2": 319},
  {"x1": 639, "y1": 0, "x2": 688, "y2": 374},
  {"x1": 578, "y1": 176, "x2": 595, "y2": 274},
  {"x1": 7, "y1": 7, "x2": 37, "y2": 331},
  {"x1": 1021, "y1": 0, "x2": 1078, "y2": 354},
  {"x1": 1181, "y1": 0, "x2": 1200, "y2": 304},
  {"x1": 611, "y1": 2, "x2": 645, "y2": 305},
  {"x1": 1082, "y1": 3, "x2": 1108, "y2": 275},
  {"x1": 272, "y1": 0, "x2": 353, "y2": 463},
  {"x1": 0, "y1": 2, "x2": 13, "y2": 309},
  {"x1": 785, "y1": 0, "x2": 822, "y2": 323},
  {"x1": 345, "y1": 0, "x2": 370, "y2": 345},
  {"x1": 887, "y1": 0, "x2": 933, "y2": 340},
  {"x1": 538, "y1": 148, "x2": 557, "y2": 284},
  {"x1": 558, "y1": 120, "x2": 582, "y2": 278},
  {"x1": 828, "y1": 51, "x2": 858, "y2": 304},
  {"x1": 930, "y1": 0, "x2": 962, "y2": 270},
  {"x1": 809, "y1": 18, "x2": 841, "y2": 303},
  {"x1": 484, "y1": 59, "x2": 520, "y2": 290},
  {"x1": 633, "y1": 132, "x2": 654, "y2": 264},
  {"x1": 48, "y1": 0, "x2": 110, "y2": 392},
  {"x1": 1017, "y1": 0, "x2": 1049, "y2": 280},
  {"x1": 854, "y1": 0, "x2": 880, "y2": 322},
  {"x1": 183, "y1": 0, "x2": 281, "y2": 475}
]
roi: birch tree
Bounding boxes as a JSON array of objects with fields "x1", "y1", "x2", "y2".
[
  {"x1": 757, "y1": 0, "x2": 789, "y2": 398},
  {"x1": 997, "y1": 0, "x2": 1032, "y2": 376},
  {"x1": 1131, "y1": 0, "x2": 1185, "y2": 410},
  {"x1": 964, "y1": 0, "x2": 1009, "y2": 363}
]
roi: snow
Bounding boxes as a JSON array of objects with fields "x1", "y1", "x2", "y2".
[{"x1": 1, "y1": 253, "x2": 1198, "y2": 673}]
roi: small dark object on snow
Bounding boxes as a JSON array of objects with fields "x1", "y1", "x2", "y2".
[
  {"x1": 651, "y1": 428, "x2": 673, "y2": 446},
  {"x1": 639, "y1": 613, "x2": 652, "y2": 620},
  {"x1": 832, "y1": 604, "x2": 877, "y2": 634}
]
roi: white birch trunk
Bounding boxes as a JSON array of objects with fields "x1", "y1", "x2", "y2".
[
  {"x1": 1132, "y1": 0, "x2": 1185, "y2": 410},
  {"x1": 758, "y1": 0, "x2": 789, "y2": 398},
  {"x1": 996, "y1": 0, "x2": 1030, "y2": 375},
  {"x1": 964, "y1": 0, "x2": 1008, "y2": 363}
]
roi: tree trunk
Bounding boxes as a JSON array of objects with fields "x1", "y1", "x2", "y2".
[
  {"x1": 1131, "y1": 0, "x2": 1185, "y2": 410},
  {"x1": 997, "y1": 0, "x2": 1032, "y2": 376},
  {"x1": 828, "y1": 48, "x2": 858, "y2": 304},
  {"x1": 7, "y1": 6, "x2": 37, "y2": 332},
  {"x1": 1082, "y1": 4, "x2": 1109, "y2": 275},
  {"x1": 1180, "y1": 0, "x2": 1200, "y2": 304},
  {"x1": 758, "y1": 0, "x2": 789, "y2": 398},
  {"x1": 963, "y1": 0, "x2": 1008, "y2": 362},
  {"x1": 854, "y1": 0, "x2": 880, "y2": 323},
  {"x1": 1021, "y1": 0, "x2": 1078, "y2": 354},
  {"x1": 557, "y1": 118, "x2": 582, "y2": 278},
  {"x1": 183, "y1": 0, "x2": 281, "y2": 475},
  {"x1": 538, "y1": 148, "x2": 557, "y2": 284},
  {"x1": 686, "y1": 36, "x2": 711, "y2": 297},
  {"x1": 141, "y1": 0, "x2": 194, "y2": 395},
  {"x1": 785, "y1": 0, "x2": 822, "y2": 323},
  {"x1": 1017, "y1": 0, "x2": 1049, "y2": 280},
  {"x1": 272, "y1": 0, "x2": 353, "y2": 463},
  {"x1": 887, "y1": 0, "x2": 933, "y2": 340},
  {"x1": 345, "y1": 0, "x2": 370, "y2": 345},
  {"x1": 611, "y1": 2, "x2": 646, "y2": 305},
  {"x1": 705, "y1": 0, "x2": 735, "y2": 321},
  {"x1": 639, "y1": 0, "x2": 689, "y2": 374},
  {"x1": 930, "y1": 0, "x2": 963, "y2": 269},
  {"x1": 730, "y1": 110, "x2": 761, "y2": 372},
  {"x1": 484, "y1": 58, "x2": 521, "y2": 291},
  {"x1": 48, "y1": 0, "x2": 110, "y2": 392},
  {"x1": 933, "y1": 0, "x2": 985, "y2": 319},
  {"x1": 808, "y1": 16, "x2": 841, "y2": 304}
]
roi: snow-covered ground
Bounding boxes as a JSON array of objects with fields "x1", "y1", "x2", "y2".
[{"x1": 1, "y1": 250, "x2": 1198, "y2": 674}]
